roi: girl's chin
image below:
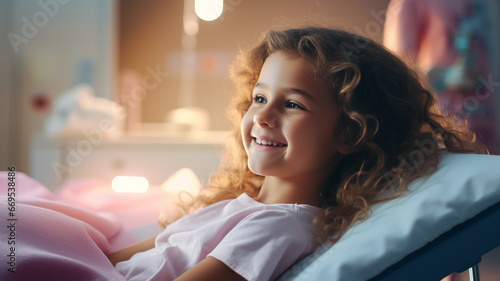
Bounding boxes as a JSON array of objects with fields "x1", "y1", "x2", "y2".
[{"x1": 247, "y1": 164, "x2": 282, "y2": 178}]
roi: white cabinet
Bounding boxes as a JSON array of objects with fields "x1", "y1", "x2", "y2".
[{"x1": 30, "y1": 132, "x2": 228, "y2": 191}]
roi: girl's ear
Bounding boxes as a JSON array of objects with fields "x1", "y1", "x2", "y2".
[
  {"x1": 335, "y1": 130, "x2": 356, "y2": 155},
  {"x1": 338, "y1": 142, "x2": 356, "y2": 155},
  {"x1": 339, "y1": 144, "x2": 356, "y2": 155}
]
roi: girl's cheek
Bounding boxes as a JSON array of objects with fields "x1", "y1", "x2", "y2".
[
  {"x1": 241, "y1": 112, "x2": 253, "y2": 141},
  {"x1": 242, "y1": 108, "x2": 255, "y2": 127}
]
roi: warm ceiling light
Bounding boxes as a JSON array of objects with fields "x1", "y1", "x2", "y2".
[
  {"x1": 112, "y1": 176, "x2": 149, "y2": 193},
  {"x1": 194, "y1": 0, "x2": 223, "y2": 21}
]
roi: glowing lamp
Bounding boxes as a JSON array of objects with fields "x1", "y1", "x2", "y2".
[
  {"x1": 112, "y1": 176, "x2": 149, "y2": 193},
  {"x1": 194, "y1": 0, "x2": 223, "y2": 21},
  {"x1": 161, "y1": 168, "x2": 201, "y2": 195}
]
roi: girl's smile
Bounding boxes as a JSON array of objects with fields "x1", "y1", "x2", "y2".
[
  {"x1": 252, "y1": 136, "x2": 287, "y2": 149},
  {"x1": 241, "y1": 52, "x2": 345, "y2": 181}
]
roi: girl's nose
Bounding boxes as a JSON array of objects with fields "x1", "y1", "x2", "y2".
[{"x1": 253, "y1": 106, "x2": 279, "y2": 128}]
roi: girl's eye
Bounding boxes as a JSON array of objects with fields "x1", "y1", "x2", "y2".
[
  {"x1": 287, "y1": 101, "x2": 305, "y2": 110},
  {"x1": 253, "y1": 96, "x2": 267, "y2": 104}
]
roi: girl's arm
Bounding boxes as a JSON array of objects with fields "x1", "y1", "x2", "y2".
[
  {"x1": 107, "y1": 234, "x2": 157, "y2": 266},
  {"x1": 107, "y1": 236, "x2": 245, "y2": 280},
  {"x1": 174, "y1": 257, "x2": 246, "y2": 281}
]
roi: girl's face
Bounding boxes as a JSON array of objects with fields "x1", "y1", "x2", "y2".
[{"x1": 241, "y1": 52, "x2": 343, "y2": 180}]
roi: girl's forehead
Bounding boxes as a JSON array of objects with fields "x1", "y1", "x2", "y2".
[
  {"x1": 257, "y1": 52, "x2": 334, "y2": 102},
  {"x1": 259, "y1": 53, "x2": 315, "y2": 83},
  {"x1": 267, "y1": 50, "x2": 328, "y2": 80}
]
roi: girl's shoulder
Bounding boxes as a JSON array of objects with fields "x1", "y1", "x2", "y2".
[
  {"x1": 175, "y1": 193, "x2": 320, "y2": 232},
  {"x1": 229, "y1": 193, "x2": 321, "y2": 216}
]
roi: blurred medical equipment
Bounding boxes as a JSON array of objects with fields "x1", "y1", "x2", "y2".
[{"x1": 44, "y1": 84, "x2": 125, "y2": 138}]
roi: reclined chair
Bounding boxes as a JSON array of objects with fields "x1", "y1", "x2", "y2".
[{"x1": 278, "y1": 153, "x2": 500, "y2": 281}]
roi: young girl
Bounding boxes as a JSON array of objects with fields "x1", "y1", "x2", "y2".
[{"x1": 109, "y1": 27, "x2": 482, "y2": 281}]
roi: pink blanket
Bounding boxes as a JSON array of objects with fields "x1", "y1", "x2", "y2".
[{"x1": 0, "y1": 172, "x2": 133, "y2": 280}]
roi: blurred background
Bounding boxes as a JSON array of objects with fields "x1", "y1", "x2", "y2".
[{"x1": 1, "y1": 0, "x2": 499, "y2": 279}]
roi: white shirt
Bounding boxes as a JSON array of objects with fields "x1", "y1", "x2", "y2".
[{"x1": 116, "y1": 193, "x2": 320, "y2": 281}]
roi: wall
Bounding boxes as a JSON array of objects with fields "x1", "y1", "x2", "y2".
[
  {"x1": 0, "y1": 0, "x2": 117, "y2": 174},
  {"x1": 0, "y1": 0, "x2": 13, "y2": 171},
  {"x1": 119, "y1": 0, "x2": 393, "y2": 130}
]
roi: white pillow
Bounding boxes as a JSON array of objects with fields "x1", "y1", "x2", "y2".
[{"x1": 278, "y1": 153, "x2": 500, "y2": 281}]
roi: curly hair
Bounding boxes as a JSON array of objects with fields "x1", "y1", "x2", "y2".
[{"x1": 163, "y1": 27, "x2": 485, "y2": 243}]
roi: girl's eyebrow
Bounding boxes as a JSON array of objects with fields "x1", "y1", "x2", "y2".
[{"x1": 254, "y1": 82, "x2": 316, "y2": 102}]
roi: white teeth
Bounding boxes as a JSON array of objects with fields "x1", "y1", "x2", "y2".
[{"x1": 255, "y1": 138, "x2": 284, "y2": 147}]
